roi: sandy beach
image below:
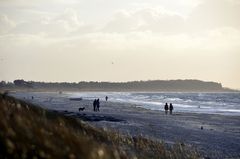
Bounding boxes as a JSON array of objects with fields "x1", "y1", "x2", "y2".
[{"x1": 11, "y1": 92, "x2": 240, "y2": 159}]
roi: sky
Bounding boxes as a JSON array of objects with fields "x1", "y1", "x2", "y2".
[{"x1": 0, "y1": 0, "x2": 240, "y2": 89}]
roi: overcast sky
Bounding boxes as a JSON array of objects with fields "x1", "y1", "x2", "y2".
[{"x1": 0, "y1": 0, "x2": 240, "y2": 89}]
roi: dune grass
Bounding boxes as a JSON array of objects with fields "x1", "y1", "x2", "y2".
[{"x1": 0, "y1": 93, "x2": 200, "y2": 159}]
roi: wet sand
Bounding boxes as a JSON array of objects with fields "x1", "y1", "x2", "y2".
[{"x1": 11, "y1": 92, "x2": 240, "y2": 159}]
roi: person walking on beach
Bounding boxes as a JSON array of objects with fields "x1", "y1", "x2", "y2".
[
  {"x1": 164, "y1": 103, "x2": 169, "y2": 114},
  {"x1": 105, "y1": 96, "x2": 108, "y2": 101},
  {"x1": 169, "y1": 103, "x2": 173, "y2": 115},
  {"x1": 96, "y1": 98, "x2": 100, "y2": 111},
  {"x1": 93, "y1": 99, "x2": 97, "y2": 111}
]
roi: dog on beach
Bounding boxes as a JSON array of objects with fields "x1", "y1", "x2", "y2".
[{"x1": 79, "y1": 107, "x2": 85, "y2": 111}]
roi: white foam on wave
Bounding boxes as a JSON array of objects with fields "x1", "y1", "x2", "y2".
[{"x1": 218, "y1": 109, "x2": 240, "y2": 113}]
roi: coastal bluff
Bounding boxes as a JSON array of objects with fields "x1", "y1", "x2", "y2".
[{"x1": 0, "y1": 79, "x2": 233, "y2": 92}]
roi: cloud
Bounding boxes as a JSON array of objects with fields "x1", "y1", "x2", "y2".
[
  {"x1": 0, "y1": 14, "x2": 16, "y2": 34},
  {"x1": 9, "y1": 8, "x2": 86, "y2": 37},
  {"x1": 1, "y1": 0, "x2": 239, "y2": 51},
  {"x1": 102, "y1": 0, "x2": 240, "y2": 34},
  {"x1": 187, "y1": 0, "x2": 240, "y2": 31},
  {"x1": 102, "y1": 7, "x2": 185, "y2": 34},
  {"x1": 0, "y1": 0, "x2": 80, "y2": 7},
  {"x1": 2, "y1": 0, "x2": 239, "y2": 36},
  {"x1": 53, "y1": 8, "x2": 85, "y2": 32}
]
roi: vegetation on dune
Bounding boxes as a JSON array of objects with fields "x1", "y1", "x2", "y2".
[{"x1": 0, "y1": 93, "x2": 200, "y2": 159}]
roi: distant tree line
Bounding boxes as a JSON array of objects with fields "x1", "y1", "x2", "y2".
[{"x1": 0, "y1": 79, "x2": 235, "y2": 92}]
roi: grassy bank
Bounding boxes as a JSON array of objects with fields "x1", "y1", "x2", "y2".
[{"x1": 0, "y1": 93, "x2": 200, "y2": 159}]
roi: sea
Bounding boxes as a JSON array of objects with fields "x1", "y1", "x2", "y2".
[
  {"x1": 12, "y1": 92, "x2": 240, "y2": 116},
  {"x1": 68, "y1": 92, "x2": 240, "y2": 116}
]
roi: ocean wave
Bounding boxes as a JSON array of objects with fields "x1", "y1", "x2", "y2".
[{"x1": 20, "y1": 92, "x2": 240, "y2": 116}]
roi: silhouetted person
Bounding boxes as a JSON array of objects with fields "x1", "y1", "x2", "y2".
[
  {"x1": 93, "y1": 99, "x2": 97, "y2": 111},
  {"x1": 164, "y1": 103, "x2": 168, "y2": 114},
  {"x1": 169, "y1": 103, "x2": 173, "y2": 115},
  {"x1": 96, "y1": 98, "x2": 100, "y2": 111},
  {"x1": 105, "y1": 96, "x2": 108, "y2": 101},
  {"x1": 31, "y1": 96, "x2": 34, "y2": 100}
]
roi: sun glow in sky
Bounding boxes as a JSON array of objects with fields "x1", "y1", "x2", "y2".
[{"x1": 0, "y1": 0, "x2": 240, "y2": 89}]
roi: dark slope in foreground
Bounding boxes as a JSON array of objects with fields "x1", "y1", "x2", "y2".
[{"x1": 0, "y1": 94, "x2": 199, "y2": 159}]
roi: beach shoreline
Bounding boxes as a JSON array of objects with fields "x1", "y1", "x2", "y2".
[{"x1": 10, "y1": 92, "x2": 240, "y2": 159}]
